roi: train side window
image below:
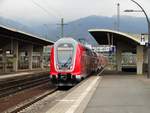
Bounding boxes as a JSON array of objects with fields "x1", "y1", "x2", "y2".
[
  {"x1": 86, "y1": 49, "x2": 93, "y2": 56},
  {"x1": 86, "y1": 49, "x2": 89, "y2": 56}
]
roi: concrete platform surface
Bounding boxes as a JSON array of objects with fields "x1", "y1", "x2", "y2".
[
  {"x1": 45, "y1": 76, "x2": 101, "y2": 113},
  {"x1": 84, "y1": 75, "x2": 150, "y2": 113},
  {"x1": 0, "y1": 70, "x2": 49, "y2": 81}
]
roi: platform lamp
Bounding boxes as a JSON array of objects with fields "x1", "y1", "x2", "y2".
[{"x1": 124, "y1": 0, "x2": 150, "y2": 78}]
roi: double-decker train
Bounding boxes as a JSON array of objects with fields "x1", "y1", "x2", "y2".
[{"x1": 50, "y1": 38, "x2": 107, "y2": 86}]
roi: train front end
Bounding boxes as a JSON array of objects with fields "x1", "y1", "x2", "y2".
[{"x1": 50, "y1": 38, "x2": 79, "y2": 86}]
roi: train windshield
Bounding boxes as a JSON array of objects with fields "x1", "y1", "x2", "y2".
[{"x1": 57, "y1": 43, "x2": 74, "y2": 66}]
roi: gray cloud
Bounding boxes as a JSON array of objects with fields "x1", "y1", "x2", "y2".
[{"x1": 0, "y1": 0, "x2": 149, "y2": 24}]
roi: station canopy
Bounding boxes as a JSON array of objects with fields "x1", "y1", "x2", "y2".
[
  {"x1": 88, "y1": 29, "x2": 141, "y2": 46},
  {"x1": 0, "y1": 25, "x2": 54, "y2": 45}
]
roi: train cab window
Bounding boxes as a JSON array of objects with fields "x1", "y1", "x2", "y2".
[{"x1": 57, "y1": 43, "x2": 74, "y2": 65}]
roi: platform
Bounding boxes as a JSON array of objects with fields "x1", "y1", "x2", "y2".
[
  {"x1": 0, "y1": 70, "x2": 49, "y2": 81},
  {"x1": 84, "y1": 74, "x2": 150, "y2": 113},
  {"x1": 45, "y1": 74, "x2": 150, "y2": 113}
]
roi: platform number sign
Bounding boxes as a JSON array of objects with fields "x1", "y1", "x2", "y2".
[{"x1": 140, "y1": 35, "x2": 145, "y2": 45}]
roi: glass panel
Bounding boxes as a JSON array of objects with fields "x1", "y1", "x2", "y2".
[
  {"x1": 57, "y1": 49, "x2": 73, "y2": 64},
  {"x1": 56, "y1": 43, "x2": 74, "y2": 69}
]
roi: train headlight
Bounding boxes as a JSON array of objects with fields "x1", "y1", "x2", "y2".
[
  {"x1": 56, "y1": 65, "x2": 59, "y2": 69},
  {"x1": 70, "y1": 65, "x2": 73, "y2": 69}
]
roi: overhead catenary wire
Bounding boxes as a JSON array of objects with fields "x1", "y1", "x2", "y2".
[
  {"x1": 29, "y1": 0, "x2": 64, "y2": 39},
  {"x1": 39, "y1": 0, "x2": 62, "y2": 18},
  {"x1": 30, "y1": 0, "x2": 60, "y2": 20}
]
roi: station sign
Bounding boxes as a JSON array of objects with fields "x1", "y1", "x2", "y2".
[
  {"x1": 92, "y1": 46, "x2": 115, "y2": 53},
  {"x1": 140, "y1": 34, "x2": 148, "y2": 45}
]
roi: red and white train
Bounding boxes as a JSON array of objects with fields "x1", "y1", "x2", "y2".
[{"x1": 50, "y1": 38, "x2": 107, "y2": 86}]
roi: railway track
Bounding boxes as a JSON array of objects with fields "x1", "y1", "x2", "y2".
[
  {"x1": 7, "y1": 87, "x2": 58, "y2": 113},
  {"x1": 0, "y1": 74, "x2": 50, "y2": 98},
  {"x1": 7, "y1": 76, "x2": 99, "y2": 113},
  {"x1": 9, "y1": 75, "x2": 98, "y2": 113},
  {"x1": 1, "y1": 73, "x2": 101, "y2": 113}
]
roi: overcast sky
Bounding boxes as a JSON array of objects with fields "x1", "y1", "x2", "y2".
[{"x1": 0, "y1": 0, "x2": 150, "y2": 24}]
